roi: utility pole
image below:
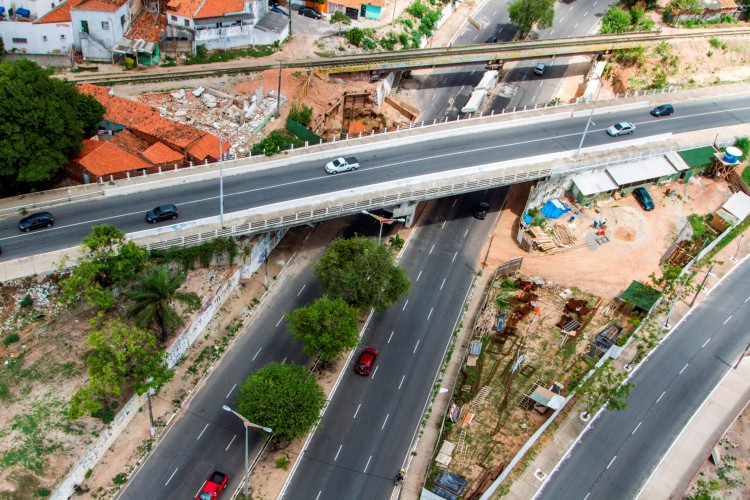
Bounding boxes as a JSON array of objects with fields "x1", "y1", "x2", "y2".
[{"x1": 277, "y1": 61, "x2": 282, "y2": 117}]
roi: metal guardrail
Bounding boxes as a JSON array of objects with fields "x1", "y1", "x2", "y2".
[{"x1": 0, "y1": 190, "x2": 105, "y2": 216}]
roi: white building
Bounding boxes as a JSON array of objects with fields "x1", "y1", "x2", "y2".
[{"x1": 70, "y1": 0, "x2": 132, "y2": 61}]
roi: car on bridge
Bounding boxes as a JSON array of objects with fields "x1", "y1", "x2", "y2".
[
  {"x1": 146, "y1": 204, "x2": 179, "y2": 223},
  {"x1": 606, "y1": 121, "x2": 635, "y2": 137},
  {"x1": 19, "y1": 212, "x2": 54, "y2": 232},
  {"x1": 650, "y1": 104, "x2": 674, "y2": 117},
  {"x1": 325, "y1": 157, "x2": 360, "y2": 174}
]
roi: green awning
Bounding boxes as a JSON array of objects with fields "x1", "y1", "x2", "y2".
[{"x1": 620, "y1": 281, "x2": 661, "y2": 311}]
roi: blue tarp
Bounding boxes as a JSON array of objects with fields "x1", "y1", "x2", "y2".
[
  {"x1": 541, "y1": 199, "x2": 570, "y2": 219},
  {"x1": 16, "y1": 7, "x2": 30, "y2": 16},
  {"x1": 0, "y1": 7, "x2": 5, "y2": 13}
]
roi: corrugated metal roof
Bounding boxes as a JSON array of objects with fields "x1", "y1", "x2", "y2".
[
  {"x1": 572, "y1": 171, "x2": 618, "y2": 196},
  {"x1": 606, "y1": 156, "x2": 677, "y2": 185},
  {"x1": 722, "y1": 192, "x2": 750, "y2": 221}
]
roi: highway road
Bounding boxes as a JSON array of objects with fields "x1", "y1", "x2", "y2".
[
  {"x1": 537, "y1": 258, "x2": 750, "y2": 499},
  {"x1": 282, "y1": 188, "x2": 506, "y2": 498},
  {"x1": 2, "y1": 95, "x2": 749, "y2": 260}
]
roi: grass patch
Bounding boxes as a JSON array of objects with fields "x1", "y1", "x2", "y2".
[
  {"x1": 185, "y1": 44, "x2": 279, "y2": 65},
  {"x1": 0, "y1": 398, "x2": 67, "y2": 474}
]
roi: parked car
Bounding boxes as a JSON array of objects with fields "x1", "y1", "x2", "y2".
[
  {"x1": 650, "y1": 104, "x2": 674, "y2": 117},
  {"x1": 474, "y1": 201, "x2": 490, "y2": 220},
  {"x1": 270, "y1": 6, "x2": 289, "y2": 16},
  {"x1": 299, "y1": 6, "x2": 322, "y2": 19},
  {"x1": 354, "y1": 347, "x2": 379, "y2": 376},
  {"x1": 484, "y1": 34, "x2": 498, "y2": 43},
  {"x1": 533, "y1": 63, "x2": 547, "y2": 76},
  {"x1": 146, "y1": 204, "x2": 179, "y2": 223},
  {"x1": 196, "y1": 470, "x2": 229, "y2": 500},
  {"x1": 606, "y1": 121, "x2": 636, "y2": 137},
  {"x1": 19, "y1": 212, "x2": 54, "y2": 232},
  {"x1": 632, "y1": 187, "x2": 655, "y2": 211}
]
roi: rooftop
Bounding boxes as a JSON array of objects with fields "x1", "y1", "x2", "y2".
[
  {"x1": 36, "y1": 0, "x2": 87, "y2": 24},
  {"x1": 142, "y1": 141, "x2": 185, "y2": 164},
  {"x1": 126, "y1": 11, "x2": 167, "y2": 44},
  {"x1": 75, "y1": 140, "x2": 151, "y2": 176},
  {"x1": 73, "y1": 0, "x2": 128, "y2": 12}
]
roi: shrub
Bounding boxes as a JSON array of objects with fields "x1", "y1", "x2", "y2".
[
  {"x1": 362, "y1": 37, "x2": 377, "y2": 50},
  {"x1": 379, "y1": 32, "x2": 399, "y2": 51},
  {"x1": 276, "y1": 457, "x2": 290, "y2": 469},
  {"x1": 709, "y1": 37, "x2": 721, "y2": 48},
  {"x1": 36, "y1": 488, "x2": 51, "y2": 497},
  {"x1": 124, "y1": 57, "x2": 135, "y2": 70},
  {"x1": 734, "y1": 136, "x2": 749, "y2": 161},
  {"x1": 251, "y1": 130, "x2": 294, "y2": 156},
  {"x1": 19, "y1": 294, "x2": 33, "y2": 308},
  {"x1": 707, "y1": 50, "x2": 713, "y2": 57},
  {"x1": 400, "y1": 19, "x2": 414, "y2": 29},
  {"x1": 3, "y1": 333, "x2": 20, "y2": 346},
  {"x1": 344, "y1": 27, "x2": 365, "y2": 46},
  {"x1": 112, "y1": 473, "x2": 128, "y2": 485},
  {"x1": 398, "y1": 32, "x2": 410, "y2": 48},
  {"x1": 288, "y1": 103, "x2": 312, "y2": 126}
]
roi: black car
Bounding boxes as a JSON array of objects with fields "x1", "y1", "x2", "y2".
[
  {"x1": 484, "y1": 34, "x2": 498, "y2": 43},
  {"x1": 650, "y1": 104, "x2": 674, "y2": 117},
  {"x1": 632, "y1": 187, "x2": 655, "y2": 211},
  {"x1": 299, "y1": 6, "x2": 322, "y2": 19},
  {"x1": 474, "y1": 201, "x2": 490, "y2": 220},
  {"x1": 146, "y1": 204, "x2": 179, "y2": 223},
  {"x1": 19, "y1": 211, "x2": 54, "y2": 232}
]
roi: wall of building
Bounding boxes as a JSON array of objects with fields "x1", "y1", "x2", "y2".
[
  {"x1": 0, "y1": 20, "x2": 72, "y2": 53},
  {"x1": 1, "y1": 0, "x2": 58, "y2": 18},
  {"x1": 195, "y1": 23, "x2": 285, "y2": 49},
  {"x1": 71, "y1": 4, "x2": 130, "y2": 59}
]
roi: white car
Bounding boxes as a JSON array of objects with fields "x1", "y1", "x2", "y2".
[
  {"x1": 324, "y1": 156, "x2": 359, "y2": 174},
  {"x1": 606, "y1": 122, "x2": 636, "y2": 137}
]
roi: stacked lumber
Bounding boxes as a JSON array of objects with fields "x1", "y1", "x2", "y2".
[
  {"x1": 551, "y1": 224, "x2": 577, "y2": 246},
  {"x1": 529, "y1": 226, "x2": 557, "y2": 252}
]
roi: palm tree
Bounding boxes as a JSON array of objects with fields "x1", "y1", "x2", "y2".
[{"x1": 125, "y1": 267, "x2": 201, "y2": 343}]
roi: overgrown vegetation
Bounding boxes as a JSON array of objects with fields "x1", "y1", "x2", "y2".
[
  {"x1": 152, "y1": 236, "x2": 239, "y2": 271},
  {"x1": 185, "y1": 43, "x2": 279, "y2": 65}
]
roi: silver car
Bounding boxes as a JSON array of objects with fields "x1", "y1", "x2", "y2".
[{"x1": 606, "y1": 122, "x2": 635, "y2": 136}]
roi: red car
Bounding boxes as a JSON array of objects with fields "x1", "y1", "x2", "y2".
[
  {"x1": 355, "y1": 347, "x2": 379, "y2": 376},
  {"x1": 196, "y1": 471, "x2": 228, "y2": 500}
]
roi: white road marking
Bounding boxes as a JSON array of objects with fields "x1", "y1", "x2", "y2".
[
  {"x1": 165, "y1": 468, "x2": 179, "y2": 486},
  {"x1": 440, "y1": 278, "x2": 446, "y2": 290},
  {"x1": 298, "y1": 284, "x2": 306, "y2": 296},
  {"x1": 745, "y1": 295, "x2": 750, "y2": 302},
  {"x1": 372, "y1": 366, "x2": 379, "y2": 378},
  {"x1": 584, "y1": 493, "x2": 591, "y2": 500},
  {"x1": 252, "y1": 348, "x2": 262, "y2": 361},
  {"x1": 452, "y1": 199, "x2": 457, "y2": 207},
  {"x1": 550, "y1": 29, "x2": 555, "y2": 35},
  {"x1": 430, "y1": 244, "x2": 435, "y2": 254},
  {"x1": 632, "y1": 421, "x2": 642, "y2": 435},
  {"x1": 464, "y1": 229, "x2": 469, "y2": 237},
  {"x1": 428, "y1": 308, "x2": 434, "y2": 320},
  {"x1": 584, "y1": 11, "x2": 589, "y2": 16},
  {"x1": 417, "y1": 270, "x2": 422, "y2": 281},
  {"x1": 282, "y1": 357, "x2": 287, "y2": 364},
  {"x1": 414, "y1": 340, "x2": 420, "y2": 353},
  {"x1": 442, "y1": 221, "x2": 447, "y2": 229},
  {"x1": 388, "y1": 331, "x2": 394, "y2": 343},
  {"x1": 354, "y1": 404, "x2": 361, "y2": 419},
  {"x1": 399, "y1": 375, "x2": 405, "y2": 389},
  {"x1": 402, "y1": 300, "x2": 409, "y2": 311},
  {"x1": 226, "y1": 384, "x2": 236, "y2": 398},
  {"x1": 679, "y1": 363, "x2": 688, "y2": 374},
  {"x1": 593, "y1": 0, "x2": 598, "y2": 5},
  {"x1": 276, "y1": 316, "x2": 284, "y2": 327},
  {"x1": 657, "y1": 391, "x2": 666, "y2": 403},
  {"x1": 335, "y1": 445, "x2": 343, "y2": 461},
  {"x1": 574, "y1": 22, "x2": 579, "y2": 28},
  {"x1": 607, "y1": 455, "x2": 617, "y2": 469},
  {"x1": 382, "y1": 414, "x2": 390, "y2": 429},
  {"x1": 431, "y1": 94, "x2": 437, "y2": 102},
  {"x1": 702, "y1": 338, "x2": 711, "y2": 348},
  {"x1": 452, "y1": 252, "x2": 458, "y2": 262},
  {"x1": 197, "y1": 424, "x2": 209, "y2": 440},
  {"x1": 364, "y1": 456, "x2": 372, "y2": 473},
  {"x1": 226, "y1": 435, "x2": 236, "y2": 450},
  {"x1": 315, "y1": 491, "x2": 322, "y2": 500},
  {"x1": 560, "y1": 16, "x2": 565, "y2": 22},
  {"x1": 724, "y1": 315, "x2": 732, "y2": 324}
]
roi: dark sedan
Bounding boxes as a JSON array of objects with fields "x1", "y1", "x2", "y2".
[
  {"x1": 146, "y1": 204, "x2": 179, "y2": 223},
  {"x1": 299, "y1": 7, "x2": 322, "y2": 19},
  {"x1": 19, "y1": 211, "x2": 54, "y2": 232},
  {"x1": 632, "y1": 187, "x2": 655, "y2": 211}
]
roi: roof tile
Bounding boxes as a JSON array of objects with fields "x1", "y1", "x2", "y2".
[
  {"x1": 142, "y1": 141, "x2": 185, "y2": 164},
  {"x1": 75, "y1": 139, "x2": 152, "y2": 176},
  {"x1": 35, "y1": 0, "x2": 87, "y2": 24}
]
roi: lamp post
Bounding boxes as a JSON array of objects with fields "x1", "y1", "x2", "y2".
[
  {"x1": 361, "y1": 210, "x2": 406, "y2": 244},
  {"x1": 276, "y1": 60, "x2": 282, "y2": 117},
  {"x1": 575, "y1": 72, "x2": 604, "y2": 157},
  {"x1": 218, "y1": 134, "x2": 225, "y2": 227},
  {"x1": 222, "y1": 405, "x2": 272, "y2": 498}
]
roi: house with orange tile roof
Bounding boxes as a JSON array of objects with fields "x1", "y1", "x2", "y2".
[
  {"x1": 66, "y1": 138, "x2": 155, "y2": 183},
  {"x1": 0, "y1": 0, "x2": 79, "y2": 60}
]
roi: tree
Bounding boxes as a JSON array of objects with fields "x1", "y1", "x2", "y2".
[
  {"x1": 314, "y1": 236, "x2": 411, "y2": 312},
  {"x1": 0, "y1": 59, "x2": 104, "y2": 195},
  {"x1": 286, "y1": 297, "x2": 359, "y2": 362},
  {"x1": 125, "y1": 267, "x2": 201, "y2": 343},
  {"x1": 330, "y1": 11, "x2": 351, "y2": 35},
  {"x1": 508, "y1": 0, "x2": 555, "y2": 37},
  {"x1": 577, "y1": 362, "x2": 633, "y2": 418},
  {"x1": 59, "y1": 224, "x2": 150, "y2": 309},
  {"x1": 236, "y1": 363, "x2": 325, "y2": 442},
  {"x1": 600, "y1": 7, "x2": 632, "y2": 34},
  {"x1": 69, "y1": 319, "x2": 172, "y2": 419}
]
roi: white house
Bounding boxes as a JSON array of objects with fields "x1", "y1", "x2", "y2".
[
  {"x1": 0, "y1": 0, "x2": 77, "y2": 63},
  {"x1": 0, "y1": 0, "x2": 59, "y2": 19},
  {"x1": 70, "y1": 0, "x2": 132, "y2": 61}
]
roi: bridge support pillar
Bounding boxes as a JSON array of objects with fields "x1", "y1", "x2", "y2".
[{"x1": 391, "y1": 201, "x2": 418, "y2": 228}]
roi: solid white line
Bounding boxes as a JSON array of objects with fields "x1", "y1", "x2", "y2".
[
  {"x1": 252, "y1": 348, "x2": 262, "y2": 361},
  {"x1": 440, "y1": 278, "x2": 446, "y2": 290},
  {"x1": 399, "y1": 375, "x2": 405, "y2": 390},
  {"x1": 464, "y1": 228, "x2": 469, "y2": 237},
  {"x1": 427, "y1": 308, "x2": 433, "y2": 320},
  {"x1": 354, "y1": 404, "x2": 361, "y2": 419},
  {"x1": 632, "y1": 421, "x2": 642, "y2": 435},
  {"x1": 583, "y1": 493, "x2": 590, "y2": 500},
  {"x1": 702, "y1": 338, "x2": 711, "y2": 348},
  {"x1": 388, "y1": 331, "x2": 394, "y2": 343},
  {"x1": 298, "y1": 284, "x2": 306, "y2": 296},
  {"x1": 452, "y1": 251, "x2": 458, "y2": 262},
  {"x1": 282, "y1": 356, "x2": 287, "y2": 364},
  {"x1": 165, "y1": 468, "x2": 179, "y2": 486},
  {"x1": 416, "y1": 270, "x2": 422, "y2": 281},
  {"x1": 414, "y1": 340, "x2": 420, "y2": 353},
  {"x1": 226, "y1": 435, "x2": 236, "y2": 451},
  {"x1": 430, "y1": 244, "x2": 435, "y2": 254},
  {"x1": 371, "y1": 366, "x2": 378, "y2": 378},
  {"x1": 364, "y1": 456, "x2": 372, "y2": 473},
  {"x1": 197, "y1": 424, "x2": 209, "y2": 440},
  {"x1": 679, "y1": 363, "x2": 688, "y2": 374},
  {"x1": 315, "y1": 491, "x2": 322, "y2": 500},
  {"x1": 276, "y1": 316, "x2": 284, "y2": 327},
  {"x1": 382, "y1": 414, "x2": 389, "y2": 429},
  {"x1": 606, "y1": 456, "x2": 617, "y2": 469},
  {"x1": 402, "y1": 300, "x2": 409, "y2": 311},
  {"x1": 724, "y1": 315, "x2": 732, "y2": 324},
  {"x1": 334, "y1": 445, "x2": 343, "y2": 461},
  {"x1": 225, "y1": 384, "x2": 236, "y2": 398},
  {"x1": 441, "y1": 221, "x2": 447, "y2": 229},
  {"x1": 657, "y1": 391, "x2": 666, "y2": 403},
  {"x1": 745, "y1": 295, "x2": 750, "y2": 302}
]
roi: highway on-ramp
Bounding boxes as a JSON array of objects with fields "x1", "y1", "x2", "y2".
[{"x1": 537, "y1": 257, "x2": 750, "y2": 500}]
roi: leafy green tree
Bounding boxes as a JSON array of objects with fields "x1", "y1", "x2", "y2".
[
  {"x1": 330, "y1": 11, "x2": 351, "y2": 35},
  {"x1": 345, "y1": 27, "x2": 366, "y2": 47},
  {"x1": 69, "y1": 319, "x2": 172, "y2": 419},
  {"x1": 508, "y1": 0, "x2": 555, "y2": 37},
  {"x1": 125, "y1": 267, "x2": 201, "y2": 343},
  {"x1": 236, "y1": 363, "x2": 325, "y2": 442},
  {"x1": 288, "y1": 103, "x2": 313, "y2": 126},
  {"x1": 601, "y1": 7, "x2": 632, "y2": 34},
  {"x1": 286, "y1": 297, "x2": 359, "y2": 361},
  {"x1": 59, "y1": 224, "x2": 150, "y2": 309},
  {"x1": 0, "y1": 59, "x2": 104, "y2": 195},
  {"x1": 577, "y1": 362, "x2": 633, "y2": 418},
  {"x1": 314, "y1": 236, "x2": 410, "y2": 312}
]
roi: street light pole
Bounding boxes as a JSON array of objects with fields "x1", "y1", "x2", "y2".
[
  {"x1": 575, "y1": 73, "x2": 604, "y2": 157},
  {"x1": 277, "y1": 61, "x2": 282, "y2": 117},
  {"x1": 361, "y1": 210, "x2": 406, "y2": 244},
  {"x1": 222, "y1": 405, "x2": 272, "y2": 499},
  {"x1": 219, "y1": 134, "x2": 225, "y2": 227}
]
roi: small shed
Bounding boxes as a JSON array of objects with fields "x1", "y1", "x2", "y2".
[
  {"x1": 678, "y1": 145, "x2": 718, "y2": 180},
  {"x1": 571, "y1": 171, "x2": 619, "y2": 205},
  {"x1": 607, "y1": 156, "x2": 679, "y2": 192},
  {"x1": 710, "y1": 191, "x2": 750, "y2": 231},
  {"x1": 529, "y1": 386, "x2": 565, "y2": 413},
  {"x1": 466, "y1": 340, "x2": 482, "y2": 367}
]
